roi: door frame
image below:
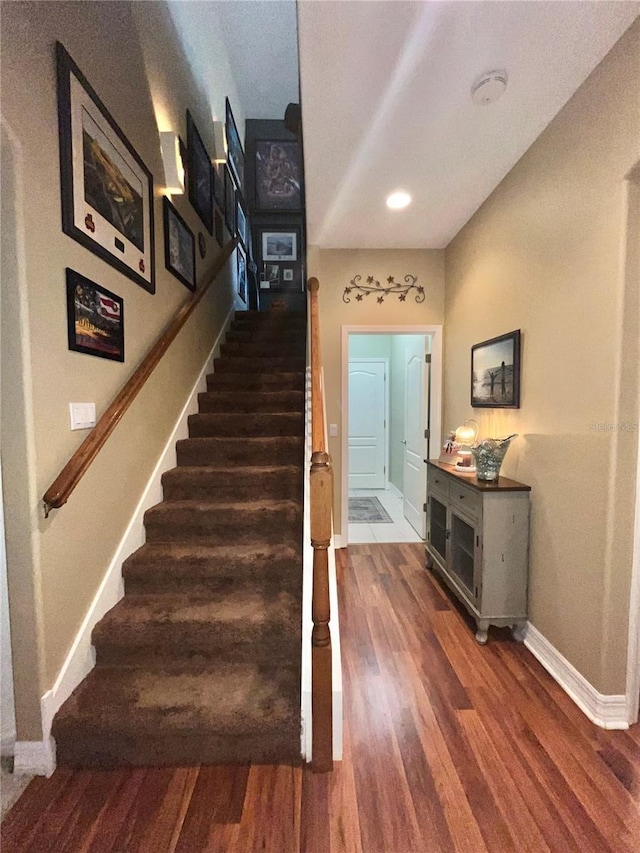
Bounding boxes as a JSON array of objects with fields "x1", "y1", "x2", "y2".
[
  {"x1": 340, "y1": 324, "x2": 443, "y2": 547},
  {"x1": 347, "y1": 357, "x2": 390, "y2": 491}
]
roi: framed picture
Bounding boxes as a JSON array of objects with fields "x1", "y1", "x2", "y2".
[
  {"x1": 163, "y1": 198, "x2": 196, "y2": 292},
  {"x1": 237, "y1": 245, "x2": 247, "y2": 304},
  {"x1": 212, "y1": 162, "x2": 224, "y2": 211},
  {"x1": 66, "y1": 268, "x2": 124, "y2": 362},
  {"x1": 225, "y1": 97, "x2": 244, "y2": 191},
  {"x1": 214, "y1": 208, "x2": 224, "y2": 248},
  {"x1": 198, "y1": 232, "x2": 206, "y2": 260},
  {"x1": 282, "y1": 268, "x2": 294, "y2": 282},
  {"x1": 186, "y1": 111, "x2": 213, "y2": 234},
  {"x1": 236, "y1": 192, "x2": 247, "y2": 249},
  {"x1": 224, "y1": 164, "x2": 236, "y2": 237},
  {"x1": 471, "y1": 330, "x2": 521, "y2": 408},
  {"x1": 262, "y1": 230, "x2": 297, "y2": 262},
  {"x1": 56, "y1": 42, "x2": 155, "y2": 294},
  {"x1": 263, "y1": 263, "x2": 280, "y2": 286},
  {"x1": 255, "y1": 140, "x2": 302, "y2": 211}
]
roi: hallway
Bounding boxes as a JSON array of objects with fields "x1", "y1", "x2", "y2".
[{"x1": 2, "y1": 543, "x2": 639, "y2": 851}]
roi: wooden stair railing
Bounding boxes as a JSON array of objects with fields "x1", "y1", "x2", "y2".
[
  {"x1": 307, "y1": 277, "x2": 333, "y2": 772},
  {"x1": 43, "y1": 237, "x2": 238, "y2": 517}
]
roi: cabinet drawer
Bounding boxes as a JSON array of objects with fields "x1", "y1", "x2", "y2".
[
  {"x1": 450, "y1": 482, "x2": 482, "y2": 520},
  {"x1": 428, "y1": 468, "x2": 450, "y2": 501}
]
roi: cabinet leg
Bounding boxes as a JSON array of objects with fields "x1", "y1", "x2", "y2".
[
  {"x1": 475, "y1": 619, "x2": 490, "y2": 645},
  {"x1": 512, "y1": 622, "x2": 527, "y2": 643}
]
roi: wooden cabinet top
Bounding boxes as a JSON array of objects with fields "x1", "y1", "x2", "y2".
[{"x1": 428, "y1": 460, "x2": 531, "y2": 493}]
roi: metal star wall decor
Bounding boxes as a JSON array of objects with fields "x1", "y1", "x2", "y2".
[{"x1": 343, "y1": 274, "x2": 425, "y2": 304}]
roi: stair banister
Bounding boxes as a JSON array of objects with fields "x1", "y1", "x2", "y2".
[
  {"x1": 307, "y1": 276, "x2": 333, "y2": 772},
  {"x1": 42, "y1": 237, "x2": 238, "y2": 517}
]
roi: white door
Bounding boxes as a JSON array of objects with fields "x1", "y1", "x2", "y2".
[
  {"x1": 403, "y1": 339, "x2": 428, "y2": 537},
  {"x1": 349, "y1": 360, "x2": 386, "y2": 489}
]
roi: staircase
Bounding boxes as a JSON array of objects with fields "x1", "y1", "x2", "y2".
[{"x1": 53, "y1": 310, "x2": 306, "y2": 769}]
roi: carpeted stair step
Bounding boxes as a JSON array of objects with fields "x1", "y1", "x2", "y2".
[
  {"x1": 52, "y1": 663, "x2": 302, "y2": 769},
  {"x1": 144, "y1": 499, "x2": 302, "y2": 545},
  {"x1": 197, "y1": 389, "x2": 304, "y2": 414},
  {"x1": 177, "y1": 435, "x2": 303, "y2": 467},
  {"x1": 187, "y1": 412, "x2": 304, "y2": 438},
  {"x1": 206, "y1": 371, "x2": 305, "y2": 391},
  {"x1": 91, "y1": 591, "x2": 301, "y2": 667},
  {"x1": 162, "y1": 465, "x2": 303, "y2": 502},
  {"x1": 220, "y1": 341, "x2": 305, "y2": 358},
  {"x1": 214, "y1": 356, "x2": 306, "y2": 373},
  {"x1": 122, "y1": 542, "x2": 301, "y2": 595},
  {"x1": 225, "y1": 328, "x2": 306, "y2": 345}
]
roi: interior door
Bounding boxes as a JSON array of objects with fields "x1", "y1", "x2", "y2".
[
  {"x1": 348, "y1": 360, "x2": 386, "y2": 489},
  {"x1": 403, "y1": 339, "x2": 428, "y2": 536}
]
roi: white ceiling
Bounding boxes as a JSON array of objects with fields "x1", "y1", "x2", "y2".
[{"x1": 297, "y1": 1, "x2": 640, "y2": 249}]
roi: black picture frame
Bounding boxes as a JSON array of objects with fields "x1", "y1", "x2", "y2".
[
  {"x1": 56, "y1": 42, "x2": 155, "y2": 294},
  {"x1": 163, "y1": 197, "x2": 196, "y2": 292},
  {"x1": 198, "y1": 232, "x2": 206, "y2": 259},
  {"x1": 471, "y1": 330, "x2": 521, "y2": 408},
  {"x1": 225, "y1": 97, "x2": 244, "y2": 191},
  {"x1": 237, "y1": 244, "x2": 247, "y2": 304},
  {"x1": 66, "y1": 268, "x2": 124, "y2": 362},
  {"x1": 186, "y1": 110, "x2": 213, "y2": 234},
  {"x1": 214, "y1": 208, "x2": 224, "y2": 248},
  {"x1": 261, "y1": 229, "x2": 297, "y2": 262},
  {"x1": 236, "y1": 191, "x2": 247, "y2": 249},
  {"x1": 224, "y1": 164, "x2": 236, "y2": 237},
  {"x1": 212, "y1": 162, "x2": 224, "y2": 211},
  {"x1": 254, "y1": 139, "x2": 302, "y2": 211}
]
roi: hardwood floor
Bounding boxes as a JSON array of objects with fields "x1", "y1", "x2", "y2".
[{"x1": 2, "y1": 542, "x2": 639, "y2": 852}]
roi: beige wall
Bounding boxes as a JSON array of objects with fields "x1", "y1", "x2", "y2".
[
  {"x1": 444, "y1": 21, "x2": 640, "y2": 695},
  {"x1": 308, "y1": 249, "x2": 445, "y2": 534},
  {"x1": 1, "y1": 1, "x2": 241, "y2": 737}
]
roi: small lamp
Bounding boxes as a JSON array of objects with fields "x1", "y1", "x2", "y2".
[
  {"x1": 159, "y1": 131, "x2": 185, "y2": 195},
  {"x1": 454, "y1": 419, "x2": 478, "y2": 471}
]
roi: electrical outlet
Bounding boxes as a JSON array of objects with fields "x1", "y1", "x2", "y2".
[{"x1": 329, "y1": 424, "x2": 338, "y2": 437}]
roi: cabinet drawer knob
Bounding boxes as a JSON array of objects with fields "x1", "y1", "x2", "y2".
[{"x1": 459, "y1": 493, "x2": 465, "y2": 499}]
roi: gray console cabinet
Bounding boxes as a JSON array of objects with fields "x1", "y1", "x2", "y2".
[{"x1": 425, "y1": 461, "x2": 531, "y2": 643}]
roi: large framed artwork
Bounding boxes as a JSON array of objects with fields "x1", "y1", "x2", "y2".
[
  {"x1": 56, "y1": 42, "x2": 155, "y2": 293},
  {"x1": 471, "y1": 330, "x2": 521, "y2": 408},
  {"x1": 254, "y1": 140, "x2": 302, "y2": 211},
  {"x1": 162, "y1": 198, "x2": 196, "y2": 292},
  {"x1": 212, "y1": 162, "x2": 224, "y2": 212},
  {"x1": 225, "y1": 97, "x2": 244, "y2": 191},
  {"x1": 223, "y1": 164, "x2": 236, "y2": 237},
  {"x1": 66, "y1": 268, "x2": 124, "y2": 362},
  {"x1": 186, "y1": 110, "x2": 213, "y2": 234}
]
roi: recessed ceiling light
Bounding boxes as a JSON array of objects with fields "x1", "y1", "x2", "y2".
[{"x1": 386, "y1": 191, "x2": 411, "y2": 210}]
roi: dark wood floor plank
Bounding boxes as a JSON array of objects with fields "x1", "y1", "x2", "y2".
[{"x1": 3, "y1": 542, "x2": 640, "y2": 853}]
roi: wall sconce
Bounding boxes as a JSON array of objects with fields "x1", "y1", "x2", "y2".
[
  {"x1": 212, "y1": 120, "x2": 227, "y2": 164},
  {"x1": 159, "y1": 131, "x2": 185, "y2": 195},
  {"x1": 454, "y1": 419, "x2": 478, "y2": 472}
]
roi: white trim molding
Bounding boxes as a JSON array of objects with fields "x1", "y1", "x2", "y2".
[
  {"x1": 387, "y1": 481, "x2": 403, "y2": 502},
  {"x1": 22, "y1": 309, "x2": 235, "y2": 775},
  {"x1": 525, "y1": 623, "x2": 628, "y2": 730}
]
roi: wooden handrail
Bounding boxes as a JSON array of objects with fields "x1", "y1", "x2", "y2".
[
  {"x1": 307, "y1": 276, "x2": 333, "y2": 772},
  {"x1": 43, "y1": 237, "x2": 238, "y2": 516}
]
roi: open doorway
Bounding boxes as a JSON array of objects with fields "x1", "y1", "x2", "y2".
[{"x1": 341, "y1": 325, "x2": 443, "y2": 546}]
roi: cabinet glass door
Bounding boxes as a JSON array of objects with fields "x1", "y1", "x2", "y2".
[
  {"x1": 428, "y1": 496, "x2": 447, "y2": 562},
  {"x1": 449, "y1": 513, "x2": 475, "y2": 597}
]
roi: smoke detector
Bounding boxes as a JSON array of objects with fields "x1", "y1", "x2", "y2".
[{"x1": 471, "y1": 70, "x2": 508, "y2": 105}]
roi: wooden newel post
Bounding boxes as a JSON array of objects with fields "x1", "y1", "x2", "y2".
[{"x1": 310, "y1": 450, "x2": 333, "y2": 772}]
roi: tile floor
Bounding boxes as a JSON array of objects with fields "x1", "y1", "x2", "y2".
[{"x1": 348, "y1": 488, "x2": 424, "y2": 544}]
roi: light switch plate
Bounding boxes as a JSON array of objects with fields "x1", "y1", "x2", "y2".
[
  {"x1": 329, "y1": 423, "x2": 338, "y2": 437},
  {"x1": 69, "y1": 402, "x2": 96, "y2": 431}
]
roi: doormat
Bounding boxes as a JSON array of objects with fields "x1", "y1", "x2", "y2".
[{"x1": 348, "y1": 496, "x2": 393, "y2": 524}]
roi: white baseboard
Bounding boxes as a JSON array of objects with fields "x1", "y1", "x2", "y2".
[
  {"x1": 387, "y1": 482, "x2": 403, "y2": 501},
  {"x1": 14, "y1": 739, "x2": 56, "y2": 777},
  {"x1": 333, "y1": 533, "x2": 346, "y2": 550},
  {"x1": 31, "y1": 309, "x2": 234, "y2": 776},
  {"x1": 524, "y1": 622, "x2": 629, "y2": 730}
]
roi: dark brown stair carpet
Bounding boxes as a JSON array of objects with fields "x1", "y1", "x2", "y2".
[{"x1": 52, "y1": 309, "x2": 306, "y2": 769}]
